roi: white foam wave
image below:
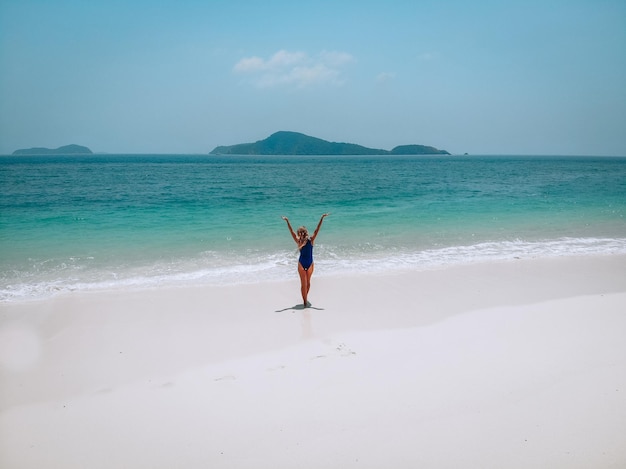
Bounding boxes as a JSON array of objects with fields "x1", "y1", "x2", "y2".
[
  {"x1": 2, "y1": 237, "x2": 625, "y2": 303},
  {"x1": 319, "y1": 237, "x2": 626, "y2": 275}
]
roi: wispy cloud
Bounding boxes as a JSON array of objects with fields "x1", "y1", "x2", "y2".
[
  {"x1": 234, "y1": 50, "x2": 355, "y2": 88},
  {"x1": 418, "y1": 51, "x2": 439, "y2": 61},
  {"x1": 376, "y1": 72, "x2": 396, "y2": 84}
]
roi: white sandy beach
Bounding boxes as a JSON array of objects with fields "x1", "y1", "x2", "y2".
[{"x1": 1, "y1": 255, "x2": 625, "y2": 468}]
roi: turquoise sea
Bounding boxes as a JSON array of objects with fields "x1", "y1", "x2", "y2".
[{"x1": 1, "y1": 154, "x2": 625, "y2": 302}]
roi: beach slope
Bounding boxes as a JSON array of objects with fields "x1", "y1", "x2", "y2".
[{"x1": 1, "y1": 255, "x2": 625, "y2": 468}]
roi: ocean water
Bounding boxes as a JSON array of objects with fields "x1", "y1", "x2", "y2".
[{"x1": 1, "y1": 154, "x2": 625, "y2": 301}]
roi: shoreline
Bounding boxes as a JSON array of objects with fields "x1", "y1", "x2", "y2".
[
  {"x1": 3, "y1": 236, "x2": 626, "y2": 303},
  {"x1": 1, "y1": 254, "x2": 625, "y2": 468}
]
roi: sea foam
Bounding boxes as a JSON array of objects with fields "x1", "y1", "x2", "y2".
[{"x1": 2, "y1": 237, "x2": 625, "y2": 302}]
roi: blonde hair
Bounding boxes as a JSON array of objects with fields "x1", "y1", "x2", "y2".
[{"x1": 296, "y1": 226, "x2": 309, "y2": 248}]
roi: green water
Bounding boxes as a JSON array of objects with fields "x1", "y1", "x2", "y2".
[{"x1": 1, "y1": 155, "x2": 625, "y2": 300}]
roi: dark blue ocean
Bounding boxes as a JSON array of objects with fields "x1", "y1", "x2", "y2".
[{"x1": 1, "y1": 155, "x2": 625, "y2": 301}]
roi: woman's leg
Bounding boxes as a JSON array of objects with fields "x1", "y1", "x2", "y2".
[
  {"x1": 298, "y1": 263, "x2": 308, "y2": 306},
  {"x1": 306, "y1": 263, "x2": 315, "y2": 299},
  {"x1": 298, "y1": 262, "x2": 315, "y2": 306}
]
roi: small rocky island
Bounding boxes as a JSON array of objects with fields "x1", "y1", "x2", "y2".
[
  {"x1": 210, "y1": 131, "x2": 450, "y2": 155},
  {"x1": 12, "y1": 144, "x2": 93, "y2": 155}
]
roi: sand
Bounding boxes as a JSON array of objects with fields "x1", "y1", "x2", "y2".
[{"x1": 1, "y1": 255, "x2": 625, "y2": 468}]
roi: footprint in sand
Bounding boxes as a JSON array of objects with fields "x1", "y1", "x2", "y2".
[
  {"x1": 214, "y1": 375, "x2": 236, "y2": 382},
  {"x1": 310, "y1": 341, "x2": 357, "y2": 360},
  {"x1": 267, "y1": 365, "x2": 287, "y2": 372},
  {"x1": 335, "y1": 343, "x2": 357, "y2": 357}
]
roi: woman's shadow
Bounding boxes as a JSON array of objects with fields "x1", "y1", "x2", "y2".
[
  {"x1": 275, "y1": 303, "x2": 324, "y2": 312},
  {"x1": 273, "y1": 307, "x2": 319, "y2": 339}
]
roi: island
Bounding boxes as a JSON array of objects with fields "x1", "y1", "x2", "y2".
[
  {"x1": 12, "y1": 144, "x2": 93, "y2": 155},
  {"x1": 210, "y1": 131, "x2": 450, "y2": 155}
]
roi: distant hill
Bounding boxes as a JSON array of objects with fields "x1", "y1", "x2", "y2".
[
  {"x1": 390, "y1": 144, "x2": 449, "y2": 155},
  {"x1": 12, "y1": 144, "x2": 93, "y2": 155},
  {"x1": 210, "y1": 131, "x2": 450, "y2": 155}
]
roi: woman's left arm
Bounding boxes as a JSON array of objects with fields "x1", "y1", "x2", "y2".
[{"x1": 311, "y1": 213, "x2": 330, "y2": 243}]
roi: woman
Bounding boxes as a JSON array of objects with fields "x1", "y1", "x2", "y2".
[{"x1": 282, "y1": 213, "x2": 329, "y2": 307}]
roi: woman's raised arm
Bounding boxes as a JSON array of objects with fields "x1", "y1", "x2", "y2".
[
  {"x1": 311, "y1": 213, "x2": 330, "y2": 243},
  {"x1": 282, "y1": 216, "x2": 298, "y2": 244}
]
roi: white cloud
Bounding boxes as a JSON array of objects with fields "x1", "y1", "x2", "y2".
[
  {"x1": 418, "y1": 51, "x2": 439, "y2": 61},
  {"x1": 233, "y1": 49, "x2": 354, "y2": 88},
  {"x1": 267, "y1": 50, "x2": 307, "y2": 69},
  {"x1": 233, "y1": 56, "x2": 266, "y2": 73},
  {"x1": 376, "y1": 72, "x2": 395, "y2": 84}
]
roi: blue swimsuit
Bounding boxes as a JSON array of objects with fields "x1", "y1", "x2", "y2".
[{"x1": 299, "y1": 239, "x2": 314, "y2": 270}]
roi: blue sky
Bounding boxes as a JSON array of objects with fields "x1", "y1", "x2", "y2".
[{"x1": 1, "y1": 0, "x2": 625, "y2": 155}]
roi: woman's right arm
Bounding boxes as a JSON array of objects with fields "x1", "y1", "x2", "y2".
[{"x1": 282, "y1": 216, "x2": 298, "y2": 244}]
